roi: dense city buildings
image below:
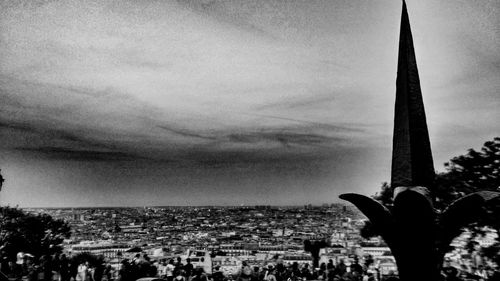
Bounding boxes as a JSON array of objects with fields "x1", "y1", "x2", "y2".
[
  {"x1": 22, "y1": 206, "x2": 379, "y2": 271},
  {"x1": 18, "y1": 204, "x2": 497, "y2": 281}
]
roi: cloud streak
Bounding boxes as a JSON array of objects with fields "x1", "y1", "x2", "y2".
[{"x1": 15, "y1": 147, "x2": 143, "y2": 162}]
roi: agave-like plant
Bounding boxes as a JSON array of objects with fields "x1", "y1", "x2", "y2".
[{"x1": 340, "y1": 189, "x2": 498, "y2": 281}]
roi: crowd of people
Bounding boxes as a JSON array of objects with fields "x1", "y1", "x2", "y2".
[
  {"x1": 226, "y1": 258, "x2": 381, "y2": 281},
  {"x1": 1, "y1": 252, "x2": 499, "y2": 281}
]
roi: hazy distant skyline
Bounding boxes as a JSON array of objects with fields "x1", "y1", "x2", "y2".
[{"x1": 0, "y1": 0, "x2": 498, "y2": 207}]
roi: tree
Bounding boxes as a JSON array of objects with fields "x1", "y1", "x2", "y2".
[
  {"x1": 0, "y1": 206, "x2": 71, "y2": 260},
  {"x1": 434, "y1": 137, "x2": 500, "y2": 208},
  {"x1": 363, "y1": 137, "x2": 500, "y2": 263},
  {"x1": 304, "y1": 239, "x2": 330, "y2": 268}
]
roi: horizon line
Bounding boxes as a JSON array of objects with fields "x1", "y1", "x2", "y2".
[{"x1": 19, "y1": 203, "x2": 351, "y2": 210}]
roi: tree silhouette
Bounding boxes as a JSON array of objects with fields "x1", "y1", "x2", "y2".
[
  {"x1": 303, "y1": 239, "x2": 330, "y2": 268},
  {"x1": 0, "y1": 206, "x2": 71, "y2": 260}
]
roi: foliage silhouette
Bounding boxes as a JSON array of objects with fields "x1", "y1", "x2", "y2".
[{"x1": 0, "y1": 206, "x2": 71, "y2": 260}]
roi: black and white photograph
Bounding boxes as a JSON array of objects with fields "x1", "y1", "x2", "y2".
[{"x1": 0, "y1": 0, "x2": 498, "y2": 280}]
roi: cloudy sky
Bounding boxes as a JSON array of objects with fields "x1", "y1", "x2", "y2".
[{"x1": 0, "y1": 0, "x2": 498, "y2": 207}]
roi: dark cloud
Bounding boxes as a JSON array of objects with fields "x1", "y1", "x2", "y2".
[
  {"x1": 0, "y1": 75, "x2": 359, "y2": 166},
  {"x1": 15, "y1": 147, "x2": 143, "y2": 162},
  {"x1": 225, "y1": 130, "x2": 342, "y2": 148},
  {"x1": 157, "y1": 122, "x2": 350, "y2": 148},
  {"x1": 182, "y1": 147, "x2": 334, "y2": 169},
  {"x1": 239, "y1": 113, "x2": 363, "y2": 133},
  {"x1": 156, "y1": 125, "x2": 217, "y2": 140},
  {"x1": 167, "y1": 125, "x2": 352, "y2": 168},
  {"x1": 0, "y1": 121, "x2": 36, "y2": 133},
  {"x1": 0, "y1": 117, "x2": 119, "y2": 151},
  {"x1": 2, "y1": 110, "x2": 355, "y2": 163}
]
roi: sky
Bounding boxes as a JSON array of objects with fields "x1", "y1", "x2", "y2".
[{"x1": 0, "y1": 0, "x2": 498, "y2": 207}]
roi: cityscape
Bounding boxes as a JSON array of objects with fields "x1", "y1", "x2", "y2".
[
  {"x1": 0, "y1": 0, "x2": 499, "y2": 281},
  {"x1": 19, "y1": 204, "x2": 496, "y2": 280}
]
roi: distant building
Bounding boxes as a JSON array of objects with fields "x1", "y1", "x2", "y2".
[
  {"x1": 120, "y1": 224, "x2": 144, "y2": 233},
  {"x1": 212, "y1": 256, "x2": 242, "y2": 276},
  {"x1": 282, "y1": 253, "x2": 313, "y2": 266},
  {"x1": 360, "y1": 246, "x2": 392, "y2": 258},
  {"x1": 69, "y1": 242, "x2": 130, "y2": 258}
]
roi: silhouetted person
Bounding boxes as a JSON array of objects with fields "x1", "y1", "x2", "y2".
[
  {"x1": 238, "y1": 266, "x2": 258, "y2": 281},
  {"x1": 60, "y1": 254, "x2": 70, "y2": 281},
  {"x1": 317, "y1": 263, "x2": 327, "y2": 280},
  {"x1": 93, "y1": 258, "x2": 105, "y2": 281},
  {"x1": 26, "y1": 257, "x2": 37, "y2": 281},
  {"x1": 69, "y1": 258, "x2": 78, "y2": 281},
  {"x1": 165, "y1": 259, "x2": 175, "y2": 281},
  {"x1": 117, "y1": 260, "x2": 129, "y2": 281},
  {"x1": 5, "y1": 260, "x2": 22, "y2": 279},
  {"x1": 212, "y1": 266, "x2": 225, "y2": 281},
  {"x1": 174, "y1": 257, "x2": 183, "y2": 277},
  {"x1": 103, "y1": 264, "x2": 113, "y2": 281},
  {"x1": 52, "y1": 254, "x2": 61, "y2": 281},
  {"x1": 40, "y1": 255, "x2": 53, "y2": 281},
  {"x1": 174, "y1": 270, "x2": 186, "y2": 281},
  {"x1": 0, "y1": 251, "x2": 9, "y2": 273},
  {"x1": 300, "y1": 264, "x2": 312, "y2": 280},
  {"x1": 334, "y1": 260, "x2": 346, "y2": 277},
  {"x1": 265, "y1": 266, "x2": 277, "y2": 281},
  {"x1": 184, "y1": 259, "x2": 193, "y2": 279},
  {"x1": 350, "y1": 257, "x2": 363, "y2": 276},
  {"x1": 275, "y1": 263, "x2": 285, "y2": 281},
  {"x1": 191, "y1": 268, "x2": 208, "y2": 281},
  {"x1": 138, "y1": 255, "x2": 151, "y2": 278},
  {"x1": 326, "y1": 260, "x2": 334, "y2": 270}
]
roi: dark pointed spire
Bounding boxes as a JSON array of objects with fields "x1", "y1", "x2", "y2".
[{"x1": 391, "y1": 0, "x2": 435, "y2": 188}]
